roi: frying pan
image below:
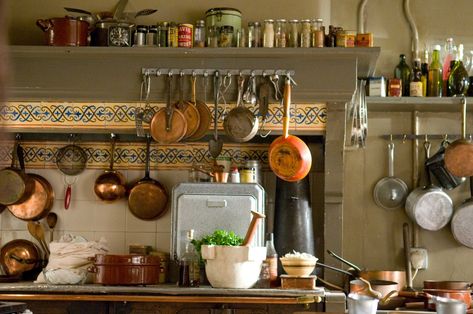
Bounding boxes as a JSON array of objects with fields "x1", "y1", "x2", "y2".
[
  {"x1": 0, "y1": 141, "x2": 34, "y2": 206},
  {"x1": 268, "y1": 76, "x2": 312, "y2": 182},
  {"x1": 373, "y1": 142, "x2": 408, "y2": 209},
  {"x1": 445, "y1": 96, "x2": 473, "y2": 177},
  {"x1": 223, "y1": 75, "x2": 259, "y2": 143},
  {"x1": 128, "y1": 135, "x2": 168, "y2": 220},
  {"x1": 405, "y1": 141, "x2": 453, "y2": 231},
  {"x1": 94, "y1": 133, "x2": 126, "y2": 202},
  {"x1": 451, "y1": 176, "x2": 473, "y2": 248},
  {"x1": 173, "y1": 73, "x2": 200, "y2": 139},
  {"x1": 8, "y1": 173, "x2": 54, "y2": 221},
  {"x1": 150, "y1": 74, "x2": 187, "y2": 144},
  {"x1": 186, "y1": 75, "x2": 212, "y2": 141}
]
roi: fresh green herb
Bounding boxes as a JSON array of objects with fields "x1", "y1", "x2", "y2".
[{"x1": 191, "y1": 229, "x2": 243, "y2": 260}]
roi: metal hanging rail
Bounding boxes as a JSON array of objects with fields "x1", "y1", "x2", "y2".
[
  {"x1": 380, "y1": 134, "x2": 472, "y2": 141},
  {"x1": 141, "y1": 68, "x2": 295, "y2": 77}
]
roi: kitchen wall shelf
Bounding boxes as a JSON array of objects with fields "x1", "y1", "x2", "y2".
[
  {"x1": 367, "y1": 96, "x2": 472, "y2": 112},
  {"x1": 7, "y1": 45, "x2": 380, "y2": 103}
]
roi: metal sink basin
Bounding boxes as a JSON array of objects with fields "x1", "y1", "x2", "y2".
[{"x1": 377, "y1": 311, "x2": 431, "y2": 314}]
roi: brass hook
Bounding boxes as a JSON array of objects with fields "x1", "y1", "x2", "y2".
[
  {"x1": 389, "y1": 134, "x2": 393, "y2": 143},
  {"x1": 402, "y1": 134, "x2": 407, "y2": 143}
]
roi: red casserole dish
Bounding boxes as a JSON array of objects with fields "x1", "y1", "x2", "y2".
[{"x1": 89, "y1": 254, "x2": 161, "y2": 285}]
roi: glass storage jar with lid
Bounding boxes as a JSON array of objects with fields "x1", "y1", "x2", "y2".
[
  {"x1": 288, "y1": 19, "x2": 299, "y2": 47},
  {"x1": 275, "y1": 19, "x2": 287, "y2": 48},
  {"x1": 263, "y1": 19, "x2": 274, "y2": 48}
]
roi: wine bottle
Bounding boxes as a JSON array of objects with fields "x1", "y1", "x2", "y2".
[
  {"x1": 265, "y1": 233, "x2": 279, "y2": 288},
  {"x1": 442, "y1": 38, "x2": 456, "y2": 93},
  {"x1": 421, "y1": 49, "x2": 429, "y2": 96},
  {"x1": 428, "y1": 45, "x2": 443, "y2": 97},
  {"x1": 410, "y1": 59, "x2": 423, "y2": 97},
  {"x1": 394, "y1": 54, "x2": 411, "y2": 96},
  {"x1": 448, "y1": 44, "x2": 470, "y2": 96}
]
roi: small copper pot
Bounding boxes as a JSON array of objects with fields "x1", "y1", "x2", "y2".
[{"x1": 36, "y1": 17, "x2": 89, "y2": 46}]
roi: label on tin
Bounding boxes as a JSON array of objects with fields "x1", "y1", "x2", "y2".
[
  {"x1": 178, "y1": 24, "x2": 193, "y2": 48},
  {"x1": 168, "y1": 25, "x2": 178, "y2": 48}
]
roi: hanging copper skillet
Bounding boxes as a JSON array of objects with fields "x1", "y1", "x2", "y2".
[
  {"x1": 0, "y1": 139, "x2": 35, "y2": 206},
  {"x1": 268, "y1": 76, "x2": 312, "y2": 182},
  {"x1": 150, "y1": 74, "x2": 187, "y2": 144},
  {"x1": 94, "y1": 133, "x2": 126, "y2": 202},
  {"x1": 173, "y1": 72, "x2": 200, "y2": 139},
  {"x1": 128, "y1": 135, "x2": 168, "y2": 220},
  {"x1": 186, "y1": 74, "x2": 212, "y2": 141},
  {"x1": 445, "y1": 96, "x2": 473, "y2": 177}
]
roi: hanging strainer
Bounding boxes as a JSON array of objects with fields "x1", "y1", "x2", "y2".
[{"x1": 56, "y1": 144, "x2": 87, "y2": 176}]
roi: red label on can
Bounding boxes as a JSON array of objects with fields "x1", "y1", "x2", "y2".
[{"x1": 178, "y1": 24, "x2": 193, "y2": 48}]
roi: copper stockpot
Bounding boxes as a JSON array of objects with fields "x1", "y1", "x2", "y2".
[
  {"x1": 89, "y1": 254, "x2": 161, "y2": 285},
  {"x1": 36, "y1": 17, "x2": 89, "y2": 46},
  {"x1": 0, "y1": 239, "x2": 42, "y2": 276}
]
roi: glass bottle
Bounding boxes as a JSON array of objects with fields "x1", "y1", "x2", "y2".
[
  {"x1": 178, "y1": 229, "x2": 200, "y2": 287},
  {"x1": 313, "y1": 18, "x2": 324, "y2": 47},
  {"x1": 274, "y1": 19, "x2": 287, "y2": 48},
  {"x1": 265, "y1": 233, "x2": 278, "y2": 288},
  {"x1": 194, "y1": 20, "x2": 206, "y2": 48},
  {"x1": 207, "y1": 26, "x2": 219, "y2": 48},
  {"x1": 394, "y1": 54, "x2": 412, "y2": 96},
  {"x1": 300, "y1": 19, "x2": 311, "y2": 48},
  {"x1": 325, "y1": 25, "x2": 336, "y2": 47},
  {"x1": 442, "y1": 38, "x2": 456, "y2": 92},
  {"x1": 410, "y1": 58, "x2": 423, "y2": 97},
  {"x1": 428, "y1": 45, "x2": 443, "y2": 97},
  {"x1": 448, "y1": 44, "x2": 470, "y2": 96},
  {"x1": 288, "y1": 20, "x2": 299, "y2": 48},
  {"x1": 263, "y1": 19, "x2": 274, "y2": 48},
  {"x1": 236, "y1": 27, "x2": 246, "y2": 47},
  {"x1": 254, "y1": 22, "x2": 262, "y2": 47},
  {"x1": 421, "y1": 49, "x2": 429, "y2": 96},
  {"x1": 248, "y1": 22, "x2": 256, "y2": 47}
]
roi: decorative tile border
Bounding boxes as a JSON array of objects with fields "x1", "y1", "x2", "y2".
[
  {"x1": 0, "y1": 141, "x2": 269, "y2": 170},
  {"x1": 1, "y1": 101, "x2": 326, "y2": 132}
]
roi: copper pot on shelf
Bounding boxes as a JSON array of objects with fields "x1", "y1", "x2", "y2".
[{"x1": 36, "y1": 17, "x2": 89, "y2": 46}]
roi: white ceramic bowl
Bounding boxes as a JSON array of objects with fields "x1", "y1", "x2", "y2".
[{"x1": 280, "y1": 257, "x2": 317, "y2": 277}]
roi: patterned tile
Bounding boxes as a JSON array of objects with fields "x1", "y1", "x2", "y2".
[
  {"x1": 1, "y1": 101, "x2": 326, "y2": 132},
  {"x1": 0, "y1": 141, "x2": 269, "y2": 170}
]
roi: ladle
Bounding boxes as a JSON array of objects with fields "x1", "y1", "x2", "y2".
[
  {"x1": 242, "y1": 210, "x2": 265, "y2": 246},
  {"x1": 46, "y1": 212, "x2": 58, "y2": 242},
  {"x1": 209, "y1": 72, "x2": 223, "y2": 159}
]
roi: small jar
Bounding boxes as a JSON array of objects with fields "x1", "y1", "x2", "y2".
[
  {"x1": 156, "y1": 22, "x2": 168, "y2": 47},
  {"x1": 313, "y1": 18, "x2": 324, "y2": 48},
  {"x1": 194, "y1": 20, "x2": 206, "y2": 48},
  {"x1": 219, "y1": 25, "x2": 234, "y2": 47},
  {"x1": 229, "y1": 166, "x2": 240, "y2": 183},
  {"x1": 245, "y1": 160, "x2": 261, "y2": 184},
  {"x1": 288, "y1": 19, "x2": 299, "y2": 47},
  {"x1": 146, "y1": 25, "x2": 157, "y2": 46},
  {"x1": 300, "y1": 19, "x2": 311, "y2": 48},
  {"x1": 253, "y1": 21, "x2": 262, "y2": 47},
  {"x1": 134, "y1": 25, "x2": 148, "y2": 46},
  {"x1": 247, "y1": 22, "x2": 256, "y2": 47},
  {"x1": 168, "y1": 22, "x2": 178, "y2": 48},
  {"x1": 236, "y1": 27, "x2": 246, "y2": 47},
  {"x1": 274, "y1": 19, "x2": 287, "y2": 48},
  {"x1": 263, "y1": 19, "x2": 274, "y2": 48}
]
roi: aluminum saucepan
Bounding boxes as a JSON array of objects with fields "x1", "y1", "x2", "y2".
[{"x1": 451, "y1": 176, "x2": 473, "y2": 248}]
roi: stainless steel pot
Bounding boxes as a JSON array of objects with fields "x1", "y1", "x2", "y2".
[
  {"x1": 405, "y1": 141, "x2": 453, "y2": 231},
  {"x1": 451, "y1": 176, "x2": 473, "y2": 248}
]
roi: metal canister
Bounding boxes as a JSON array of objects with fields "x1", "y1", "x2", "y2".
[
  {"x1": 146, "y1": 25, "x2": 157, "y2": 46},
  {"x1": 134, "y1": 25, "x2": 147, "y2": 46},
  {"x1": 178, "y1": 23, "x2": 193, "y2": 48},
  {"x1": 91, "y1": 21, "x2": 114, "y2": 46},
  {"x1": 168, "y1": 22, "x2": 178, "y2": 48},
  {"x1": 245, "y1": 160, "x2": 261, "y2": 184},
  {"x1": 205, "y1": 7, "x2": 241, "y2": 46},
  {"x1": 150, "y1": 251, "x2": 169, "y2": 284}
]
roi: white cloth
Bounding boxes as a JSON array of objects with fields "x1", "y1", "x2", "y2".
[{"x1": 35, "y1": 234, "x2": 109, "y2": 284}]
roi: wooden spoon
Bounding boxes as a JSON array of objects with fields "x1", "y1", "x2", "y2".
[
  {"x1": 27, "y1": 221, "x2": 50, "y2": 256},
  {"x1": 46, "y1": 212, "x2": 58, "y2": 242}
]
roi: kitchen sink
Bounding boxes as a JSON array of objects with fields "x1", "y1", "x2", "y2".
[{"x1": 377, "y1": 311, "x2": 431, "y2": 314}]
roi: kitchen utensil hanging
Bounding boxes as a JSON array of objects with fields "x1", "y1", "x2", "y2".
[
  {"x1": 372, "y1": 140, "x2": 408, "y2": 210},
  {"x1": 209, "y1": 71, "x2": 223, "y2": 159},
  {"x1": 186, "y1": 73, "x2": 212, "y2": 141},
  {"x1": 451, "y1": 176, "x2": 473, "y2": 248},
  {"x1": 56, "y1": 134, "x2": 87, "y2": 210},
  {"x1": 258, "y1": 78, "x2": 271, "y2": 137},
  {"x1": 173, "y1": 72, "x2": 200, "y2": 139},
  {"x1": 405, "y1": 139, "x2": 453, "y2": 231},
  {"x1": 348, "y1": 79, "x2": 368, "y2": 149},
  {"x1": 268, "y1": 75, "x2": 312, "y2": 182}
]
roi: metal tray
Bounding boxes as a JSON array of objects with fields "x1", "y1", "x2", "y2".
[{"x1": 171, "y1": 183, "x2": 265, "y2": 260}]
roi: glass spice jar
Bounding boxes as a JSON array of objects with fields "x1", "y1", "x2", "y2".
[
  {"x1": 194, "y1": 20, "x2": 206, "y2": 48},
  {"x1": 253, "y1": 21, "x2": 262, "y2": 47},
  {"x1": 207, "y1": 25, "x2": 219, "y2": 48},
  {"x1": 263, "y1": 19, "x2": 274, "y2": 48},
  {"x1": 156, "y1": 22, "x2": 168, "y2": 47},
  {"x1": 248, "y1": 22, "x2": 256, "y2": 47},
  {"x1": 219, "y1": 25, "x2": 234, "y2": 47},
  {"x1": 313, "y1": 18, "x2": 324, "y2": 47},
  {"x1": 300, "y1": 19, "x2": 311, "y2": 48},
  {"x1": 288, "y1": 19, "x2": 299, "y2": 47},
  {"x1": 274, "y1": 19, "x2": 287, "y2": 48}
]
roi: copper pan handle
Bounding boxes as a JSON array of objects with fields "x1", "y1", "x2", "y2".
[{"x1": 36, "y1": 19, "x2": 52, "y2": 32}]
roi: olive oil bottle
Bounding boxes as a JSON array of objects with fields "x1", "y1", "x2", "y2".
[
  {"x1": 428, "y1": 45, "x2": 443, "y2": 97},
  {"x1": 448, "y1": 44, "x2": 470, "y2": 96},
  {"x1": 394, "y1": 54, "x2": 412, "y2": 96}
]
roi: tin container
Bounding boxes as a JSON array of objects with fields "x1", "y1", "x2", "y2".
[
  {"x1": 205, "y1": 7, "x2": 241, "y2": 46},
  {"x1": 356, "y1": 33, "x2": 373, "y2": 47},
  {"x1": 388, "y1": 78, "x2": 402, "y2": 97},
  {"x1": 168, "y1": 22, "x2": 178, "y2": 47},
  {"x1": 178, "y1": 23, "x2": 193, "y2": 48},
  {"x1": 368, "y1": 77, "x2": 386, "y2": 97},
  {"x1": 150, "y1": 251, "x2": 169, "y2": 283}
]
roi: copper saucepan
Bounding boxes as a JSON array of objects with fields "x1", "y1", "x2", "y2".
[
  {"x1": 0, "y1": 239, "x2": 42, "y2": 277},
  {"x1": 94, "y1": 133, "x2": 126, "y2": 202},
  {"x1": 0, "y1": 141, "x2": 35, "y2": 206}
]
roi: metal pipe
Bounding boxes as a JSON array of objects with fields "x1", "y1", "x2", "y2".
[
  {"x1": 403, "y1": 0, "x2": 419, "y2": 60},
  {"x1": 412, "y1": 111, "x2": 419, "y2": 247},
  {"x1": 357, "y1": 0, "x2": 369, "y2": 33}
]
